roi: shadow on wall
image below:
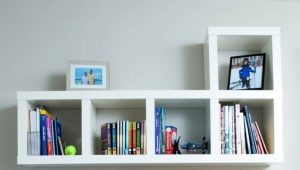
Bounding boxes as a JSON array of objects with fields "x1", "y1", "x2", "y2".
[
  {"x1": 182, "y1": 44, "x2": 204, "y2": 90},
  {"x1": 46, "y1": 74, "x2": 67, "y2": 91}
]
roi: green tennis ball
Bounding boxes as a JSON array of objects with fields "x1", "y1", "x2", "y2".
[{"x1": 65, "y1": 145, "x2": 76, "y2": 155}]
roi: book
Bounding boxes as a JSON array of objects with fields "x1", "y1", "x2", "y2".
[
  {"x1": 125, "y1": 120, "x2": 130, "y2": 155},
  {"x1": 243, "y1": 106, "x2": 257, "y2": 154},
  {"x1": 117, "y1": 121, "x2": 120, "y2": 155},
  {"x1": 101, "y1": 123, "x2": 111, "y2": 155},
  {"x1": 40, "y1": 114, "x2": 48, "y2": 155},
  {"x1": 224, "y1": 105, "x2": 229, "y2": 154},
  {"x1": 58, "y1": 136, "x2": 64, "y2": 155},
  {"x1": 141, "y1": 120, "x2": 144, "y2": 154},
  {"x1": 253, "y1": 122, "x2": 264, "y2": 154},
  {"x1": 51, "y1": 120, "x2": 55, "y2": 155},
  {"x1": 165, "y1": 126, "x2": 177, "y2": 154},
  {"x1": 56, "y1": 120, "x2": 62, "y2": 155},
  {"x1": 239, "y1": 112, "x2": 246, "y2": 154},
  {"x1": 128, "y1": 121, "x2": 132, "y2": 154},
  {"x1": 122, "y1": 120, "x2": 126, "y2": 155},
  {"x1": 46, "y1": 116, "x2": 53, "y2": 155},
  {"x1": 255, "y1": 121, "x2": 268, "y2": 154},
  {"x1": 160, "y1": 108, "x2": 166, "y2": 154},
  {"x1": 132, "y1": 122, "x2": 137, "y2": 154},
  {"x1": 244, "y1": 116, "x2": 251, "y2": 154},
  {"x1": 155, "y1": 107, "x2": 161, "y2": 154},
  {"x1": 29, "y1": 110, "x2": 40, "y2": 155},
  {"x1": 220, "y1": 105, "x2": 225, "y2": 154},
  {"x1": 232, "y1": 105, "x2": 236, "y2": 154},
  {"x1": 228, "y1": 106, "x2": 233, "y2": 154},
  {"x1": 235, "y1": 104, "x2": 241, "y2": 154},
  {"x1": 136, "y1": 122, "x2": 141, "y2": 155},
  {"x1": 111, "y1": 122, "x2": 117, "y2": 155},
  {"x1": 143, "y1": 120, "x2": 147, "y2": 155}
]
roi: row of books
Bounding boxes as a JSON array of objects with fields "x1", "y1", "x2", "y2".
[
  {"x1": 220, "y1": 104, "x2": 268, "y2": 154},
  {"x1": 28, "y1": 106, "x2": 65, "y2": 156},
  {"x1": 155, "y1": 107, "x2": 177, "y2": 154},
  {"x1": 101, "y1": 120, "x2": 147, "y2": 155}
]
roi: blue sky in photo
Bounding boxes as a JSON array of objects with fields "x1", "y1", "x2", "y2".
[{"x1": 75, "y1": 68, "x2": 103, "y2": 85}]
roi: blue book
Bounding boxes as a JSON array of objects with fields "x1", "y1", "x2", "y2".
[
  {"x1": 56, "y1": 121, "x2": 62, "y2": 155},
  {"x1": 112, "y1": 122, "x2": 117, "y2": 155},
  {"x1": 155, "y1": 107, "x2": 161, "y2": 154},
  {"x1": 40, "y1": 114, "x2": 47, "y2": 155},
  {"x1": 53, "y1": 118, "x2": 59, "y2": 155},
  {"x1": 160, "y1": 108, "x2": 166, "y2": 154},
  {"x1": 243, "y1": 106, "x2": 257, "y2": 154}
]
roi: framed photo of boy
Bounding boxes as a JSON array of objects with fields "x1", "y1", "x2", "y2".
[
  {"x1": 227, "y1": 53, "x2": 266, "y2": 90},
  {"x1": 67, "y1": 61, "x2": 110, "y2": 90}
]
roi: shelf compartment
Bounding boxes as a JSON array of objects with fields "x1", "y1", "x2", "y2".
[
  {"x1": 90, "y1": 99, "x2": 146, "y2": 155},
  {"x1": 219, "y1": 99, "x2": 275, "y2": 155},
  {"x1": 155, "y1": 99, "x2": 211, "y2": 155},
  {"x1": 18, "y1": 99, "x2": 82, "y2": 160}
]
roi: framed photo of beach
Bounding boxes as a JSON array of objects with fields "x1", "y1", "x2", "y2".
[{"x1": 67, "y1": 61, "x2": 110, "y2": 90}]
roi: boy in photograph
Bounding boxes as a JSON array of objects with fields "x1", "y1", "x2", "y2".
[
  {"x1": 239, "y1": 58, "x2": 256, "y2": 89},
  {"x1": 81, "y1": 72, "x2": 88, "y2": 85},
  {"x1": 88, "y1": 69, "x2": 95, "y2": 85}
]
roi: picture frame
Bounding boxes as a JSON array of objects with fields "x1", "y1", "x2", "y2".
[
  {"x1": 66, "y1": 61, "x2": 110, "y2": 90},
  {"x1": 227, "y1": 53, "x2": 266, "y2": 90}
]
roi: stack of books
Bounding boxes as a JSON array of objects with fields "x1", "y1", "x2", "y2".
[
  {"x1": 155, "y1": 107, "x2": 177, "y2": 154},
  {"x1": 101, "y1": 120, "x2": 146, "y2": 155},
  {"x1": 220, "y1": 104, "x2": 268, "y2": 154},
  {"x1": 28, "y1": 106, "x2": 65, "y2": 156}
]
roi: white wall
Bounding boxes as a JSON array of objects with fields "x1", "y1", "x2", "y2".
[{"x1": 0, "y1": 0, "x2": 299, "y2": 169}]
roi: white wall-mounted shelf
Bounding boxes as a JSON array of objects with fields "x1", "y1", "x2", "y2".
[{"x1": 17, "y1": 27, "x2": 283, "y2": 166}]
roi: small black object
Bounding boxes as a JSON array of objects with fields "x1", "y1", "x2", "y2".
[
  {"x1": 173, "y1": 136, "x2": 181, "y2": 154},
  {"x1": 180, "y1": 136, "x2": 208, "y2": 154}
]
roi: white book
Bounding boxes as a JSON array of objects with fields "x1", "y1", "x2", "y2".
[
  {"x1": 120, "y1": 120, "x2": 123, "y2": 155},
  {"x1": 221, "y1": 105, "x2": 225, "y2": 154},
  {"x1": 143, "y1": 120, "x2": 147, "y2": 154},
  {"x1": 30, "y1": 110, "x2": 37, "y2": 132},
  {"x1": 240, "y1": 112, "x2": 246, "y2": 154},
  {"x1": 224, "y1": 106, "x2": 229, "y2": 154},
  {"x1": 228, "y1": 106, "x2": 233, "y2": 154},
  {"x1": 235, "y1": 104, "x2": 241, "y2": 154}
]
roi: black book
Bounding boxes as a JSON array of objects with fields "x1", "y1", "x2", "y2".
[{"x1": 242, "y1": 106, "x2": 257, "y2": 154}]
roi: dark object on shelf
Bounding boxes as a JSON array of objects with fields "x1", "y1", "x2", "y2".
[
  {"x1": 173, "y1": 136, "x2": 181, "y2": 154},
  {"x1": 180, "y1": 136, "x2": 208, "y2": 154}
]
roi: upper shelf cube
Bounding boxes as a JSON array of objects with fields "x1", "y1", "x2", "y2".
[{"x1": 204, "y1": 27, "x2": 282, "y2": 92}]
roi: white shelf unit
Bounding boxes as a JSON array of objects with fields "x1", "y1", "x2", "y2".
[{"x1": 17, "y1": 27, "x2": 283, "y2": 166}]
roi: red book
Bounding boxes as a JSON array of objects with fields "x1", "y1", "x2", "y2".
[
  {"x1": 46, "y1": 116, "x2": 53, "y2": 155},
  {"x1": 165, "y1": 126, "x2": 177, "y2": 154}
]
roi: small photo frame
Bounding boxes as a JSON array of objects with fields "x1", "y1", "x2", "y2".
[
  {"x1": 227, "y1": 53, "x2": 266, "y2": 90},
  {"x1": 67, "y1": 61, "x2": 110, "y2": 90}
]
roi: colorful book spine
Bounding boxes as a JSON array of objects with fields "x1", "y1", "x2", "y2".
[
  {"x1": 117, "y1": 121, "x2": 119, "y2": 155},
  {"x1": 160, "y1": 108, "x2": 166, "y2": 154},
  {"x1": 244, "y1": 116, "x2": 251, "y2": 154},
  {"x1": 112, "y1": 122, "x2": 117, "y2": 155},
  {"x1": 128, "y1": 121, "x2": 132, "y2": 154},
  {"x1": 243, "y1": 106, "x2": 257, "y2": 154},
  {"x1": 122, "y1": 120, "x2": 126, "y2": 155},
  {"x1": 143, "y1": 120, "x2": 147, "y2": 154},
  {"x1": 221, "y1": 106, "x2": 225, "y2": 154},
  {"x1": 136, "y1": 122, "x2": 141, "y2": 155},
  {"x1": 132, "y1": 122, "x2": 137, "y2": 154},
  {"x1": 141, "y1": 120, "x2": 144, "y2": 154},
  {"x1": 255, "y1": 121, "x2": 268, "y2": 154},
  {"x1": 235, "y1": 104, "x2": 241, "y2": 154},
  {"x1": 46, "y1": 116, "x2": 53, "y2": 155},
  {"x1": 224, "y1": 105, "x2": 229, "y2": 154},
  {"x1": 155, "y1": 107, "x2": 161, "y2": 154},
  {"x1": 125, "y1": 120, "x2": 130, "y2": 155},
  {"x1": 239, "y1": 112, "x2": 246, "y2": 154},
  {"x1": 165, "y1": 126, "x2": 177, "y2": 154},
  {"x1": 228, "y1": 106, "x2": 233, "y2": 154}
]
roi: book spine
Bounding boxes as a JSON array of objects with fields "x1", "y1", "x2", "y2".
[
  {"x1": 112, "y1": 122, "x2": 117, "y2": 155},
  {"x1": 117, "y1": 121, "x2": 119, "y2": 155},
  {"x1": 128, "y1": 121, "x2": 132, "y2": 154},
  {"x1": 143, "y1": 120, "x2": 147, "y2": 154},
  {"x1": 107, "y1": 123, "x2": 112, "y2": 155},
  {"x1": 255, "y1": 121, "x2": 268, "y2": 154},
  {"x1": 243, "y1": 107, "x2": 257, "y2": 154},
  {"x1": 235, "y1": 104, "x2": 241, "y2": 154},
  {"x1": 239, "y1": 112, "x2": 246, "y2": 154},
  {"x1": 101, "y1": 123, "x2": 108, "y2": 155},
  {"x1": 160, "y1": 108, "x2": 166, "y2": 154},
  {"x1": 46, "y1": 116, "x2": 53, "y2": 155},
  {"x1": 221, "y1": 106, "x2": 225, "y2": 154},
  {"x1": 224, "y1": 105, "x2": 229, "y2": 154},
  {"x1": 56, "y1": 121, "x2": 62, "y2": 155},
  {"x1": 40, "y1": 115, "x2": 47, "y2": 155},
  {"x1": 136, "y1": 122, "x2": 141, "y2": 155},
  {"x1": 252, "y1": 123, "x2": 263, "y2": 154},
  {"x1": 244, "y1": 116, "x2": 251, "y2": 154},
  {"x1": 132, "y1": 122, "x2": 137, "y2": 155},
  {"x1": 228, "y1": 106, "x2": 233, "y2": 154},
  {"x1": 232, "y1": 106, "x2": 236, "y2": 154},
  {"x1": 125, "y1": 120, "x2": 129, "y2": 155},
  {"x1": 51, "y1": 120, "x2": 55, "y2": 155},
  {"x1": 122, "y1": 120, "x2": 126, "y2": 155},
  {"x1": 155, "y1": 107, "x2": 161, "y2": 154},
  {"x1": 141, "y1": 120, "x2": 144, "y2": 154},
  {"x1": 53, "y1": 118, "x2": 58, "y2": 155}
]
